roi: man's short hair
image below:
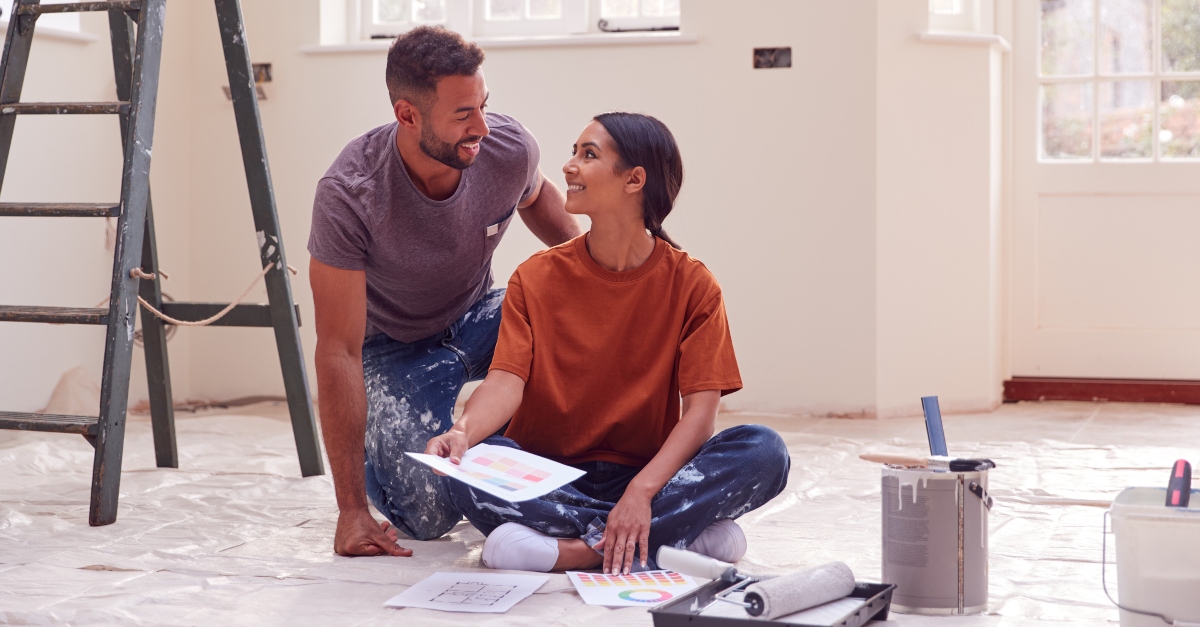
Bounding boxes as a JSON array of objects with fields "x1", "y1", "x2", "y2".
[{"x1": 386, "y1": 26, "x2": 485, "y2": 110}]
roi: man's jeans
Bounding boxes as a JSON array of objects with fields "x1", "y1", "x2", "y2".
[
  {"x1": 362, "y1": 288, "x2": 505, "y2": 541},
  {"x1": 447, "y1": 425, "x2": 791, "y2": 569}
]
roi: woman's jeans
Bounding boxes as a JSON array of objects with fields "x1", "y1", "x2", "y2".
[
  {"x1": 447, "y1": 425, "x2": 792, "y2": 569},
  {"x1": 361, "y1": 288, "x2": 505, "y2": 541}
]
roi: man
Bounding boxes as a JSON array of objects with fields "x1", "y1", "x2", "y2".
[{"x1": 308, "y1": 26, "x2": 581, "y2": 557}]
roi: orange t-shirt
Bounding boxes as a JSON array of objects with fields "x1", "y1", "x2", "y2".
[{"x1": 490, "y1": 235, "x2": 742, "y2": 467}]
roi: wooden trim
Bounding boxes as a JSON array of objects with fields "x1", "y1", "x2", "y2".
[{"x1": 1004, "y1": 377, "x2": 1200, "y2": 405}]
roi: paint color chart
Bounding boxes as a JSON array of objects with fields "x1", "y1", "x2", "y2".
[
  {"x1": 567, "y1": 570, "x2": 699, "y2": 607},
  {"x1": 464, "y1": 454, "x2": 553, "y2": 492},
  {"x1": 406, "y1": 444, "x2": 585, "y2": 502}
]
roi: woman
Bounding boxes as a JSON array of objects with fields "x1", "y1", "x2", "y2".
[{"x1": 424, "y1": 112, "x2": 790, "y2": 575}]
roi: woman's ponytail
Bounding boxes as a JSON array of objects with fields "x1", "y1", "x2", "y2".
[{"x1": 593, "y1": 112, "x2": 684, "y2": 250}]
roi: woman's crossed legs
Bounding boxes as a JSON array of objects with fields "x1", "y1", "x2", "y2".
[{"x1": 447, "y1": 424, "x2": 791, "y2": 571}]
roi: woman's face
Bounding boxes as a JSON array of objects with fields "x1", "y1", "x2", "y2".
[{"x1": 562, "y1": 121, "x2": 640, "y2": 217}]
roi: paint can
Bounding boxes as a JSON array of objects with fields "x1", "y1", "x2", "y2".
[{"x1": 881, "y1": 467, "x2": 990, "y2": 615}]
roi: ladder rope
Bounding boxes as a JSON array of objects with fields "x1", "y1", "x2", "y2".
[{"x1": 130, "y1": 262, "x2": 297, "y2": 327}]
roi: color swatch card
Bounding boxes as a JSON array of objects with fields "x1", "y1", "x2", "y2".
[
  {"x1": 384, "y1": 572, "x2": 547, "y2": 613},
  {"x1": 567, "y1": 570, "x2": 700, "y2": 607},
  {"x1": 406, "y1": 443, "x2": 585, "y2": 502}
]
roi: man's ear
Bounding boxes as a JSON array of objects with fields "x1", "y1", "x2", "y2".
[
  {"x1": 624, "y1": 166, "x2": 647, "y2": 194},
  {"x1": 395, "y1": 99, "x2": 422, "y2": 132}
]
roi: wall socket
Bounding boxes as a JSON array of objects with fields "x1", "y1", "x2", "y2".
[{"x1": 753, "y1": 47, "x2": 792, "y2": 69}]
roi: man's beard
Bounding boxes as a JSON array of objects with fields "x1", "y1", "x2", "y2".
[{"x1": 419, "y1": 122, "x2": 481, "y2": 170}]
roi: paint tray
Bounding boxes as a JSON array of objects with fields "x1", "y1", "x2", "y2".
[{"x1": 649, "y1": 579, "x2": 895, "y2": 627}]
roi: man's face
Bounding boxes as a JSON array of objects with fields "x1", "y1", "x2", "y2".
[{"x1": 418, "y1": 71, "x2": 490, "y2": 170}]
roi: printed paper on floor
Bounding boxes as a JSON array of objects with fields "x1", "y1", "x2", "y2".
[
  {"x1": 383, "y1": 572, "x2": 548, "y2": 613},
  {"x1": 406, "y1": 443, "x2": 585, "y2": 502},
  {"x1": 567, "y1": 570, "x2": 700, "y2": 607}
]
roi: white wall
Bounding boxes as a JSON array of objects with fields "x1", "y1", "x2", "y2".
[
  {"x1": 179, "y1": 0, "x2": 882, "y2": 414},
  {"x1": 874, "y1": 0, "x2": 1007, "y2": 417},
  {"x1": 0, "y1": 1, "x2": 1012, "y2": 419}
]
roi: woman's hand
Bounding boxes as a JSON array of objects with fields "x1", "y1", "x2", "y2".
[
  {"x1": 424, "y1": 427, "x2": 469, "y2": 468},
  {"x1": 596, "y1": 489, "x2": 653, "y2": 575}
]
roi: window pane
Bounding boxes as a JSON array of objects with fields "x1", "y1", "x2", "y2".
[
  {"x1": 1162, "y1": 0, "x2": 1200, "y2": 72},
  {"x1": 487, "y1": 0, "x2": 523, "y2": 20},
  {"x1": 1161, "y1": 81, "x2": 1200, "y2": 158},
  {"x1": 601, "y1": 0, "x2": 639, "y2": 18},
  {"x1": 413, "y1": 0, "x2": 445, "y2": 22},
  {"x1": 641, "y1": 0, "x2": 680, "y2": 17},
  {"x1": 1041, "y1": 0, "x2": 1095, "y2": 76},
  {"x1": 1099, "y1": 80, "x2": 1153, "y2": 158},
  {"x1": 528, "y1": 0, "x2": 562, "y2": 19},
  {"x1": 1042, "y1": 82, "x2": 1095, "y2": 159},
  {"x1": 375, "y1": 0, "x2": 410, "y2": 24},
  {"x1": 1099, "y1": 0, "x2": 1153, "y2": 74}
]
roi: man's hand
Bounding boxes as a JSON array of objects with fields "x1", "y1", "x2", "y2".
[
  {"x1": 595, "y1": 490, "x2": 653, "y2": 575},
  {"x1": 334, "y1": 508, "x2": 413, "y2": 557}
]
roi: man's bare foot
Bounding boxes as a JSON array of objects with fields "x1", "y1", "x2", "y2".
[{"x1": 553, "y1": 538, "x2": 603, "y2": 571}]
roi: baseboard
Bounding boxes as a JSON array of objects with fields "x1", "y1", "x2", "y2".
[{"x1": 1004, "y1": 377, "x2": 1200, "y2": 405}]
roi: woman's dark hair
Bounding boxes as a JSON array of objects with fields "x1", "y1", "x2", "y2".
[{"x1": 592, "y1": 112, "x2": 684, "y2": 249}]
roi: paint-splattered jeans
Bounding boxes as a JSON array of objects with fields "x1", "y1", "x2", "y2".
[
  {"x1": 447, "y1": 424, "x2": 791, "y2": 568},
  {"x1": 362, "y1": 288, "x2": 505, "y2": 541}
]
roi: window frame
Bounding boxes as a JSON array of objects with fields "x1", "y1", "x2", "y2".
[{"x1": 1037, "y1": 0, "x2": 1200, "y2": 163}]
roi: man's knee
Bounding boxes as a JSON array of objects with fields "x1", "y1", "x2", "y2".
[{"x1": 402, "y1": 497, "x2": 462, "y2": 541}]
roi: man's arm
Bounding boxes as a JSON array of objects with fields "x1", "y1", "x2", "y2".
[
  {"x1": 311, "y1": 258, "x2": 410, "y2": 557},
  {"x1": 517, "y1": 170, "x2": 582, "y2": 247}
]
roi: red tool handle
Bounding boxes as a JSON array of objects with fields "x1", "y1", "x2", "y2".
[{"x1": 1166, "y1": 459, "x2": 1192, "y2": 507}]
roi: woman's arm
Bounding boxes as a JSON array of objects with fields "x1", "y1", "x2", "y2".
[
  {"x1": 424, "y1": 370, "x2": 526, "y2": 464},
  {"x1": 599, "y1": 389, "x2": 721, "y2": 574}
]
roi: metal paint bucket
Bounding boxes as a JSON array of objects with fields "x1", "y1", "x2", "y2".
[{"x1": 881, "y1": 467, "x2": 990, "y2": 615}]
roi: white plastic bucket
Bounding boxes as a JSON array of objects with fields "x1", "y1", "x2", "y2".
[{"x1": 1110, "y1": 487, "x2": 1200, "y2": 627}]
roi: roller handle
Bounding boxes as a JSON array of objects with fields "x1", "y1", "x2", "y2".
[
  {"x1": 656, "y1": 546, "x2": 737, "y2": 582},
  {"x1": 1166, "y1": 460, "x2": 1192, "y2": 508}
]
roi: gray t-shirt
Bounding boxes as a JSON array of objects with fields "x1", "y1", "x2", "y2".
[{"x1": 308, "y1": 112, "x2": 540, "y2": 342}]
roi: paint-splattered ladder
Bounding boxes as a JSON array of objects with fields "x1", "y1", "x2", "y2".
[{"x1": 0, "y1": 0, "x2": 324, "y2": 527}]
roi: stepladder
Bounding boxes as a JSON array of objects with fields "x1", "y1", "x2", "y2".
[{"x1": 0, "y1": 0, "x2": 324, "y2": 527}]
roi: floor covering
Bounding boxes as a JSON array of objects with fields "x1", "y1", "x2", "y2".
[{"x1": 2, "y1": 400, "x2": 1196, "y2": 626}]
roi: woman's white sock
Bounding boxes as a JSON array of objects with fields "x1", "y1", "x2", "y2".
[
  {"x1": 686, "y1": 519, "x2": 747, "y2": 563},
  {"x1": 482, "y1": 522, "x2": 560, "y2": 572}
]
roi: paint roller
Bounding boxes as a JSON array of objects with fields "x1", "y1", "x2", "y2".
[{"x1": 657, "y1": 546, "x2": 856, "y2": 619}]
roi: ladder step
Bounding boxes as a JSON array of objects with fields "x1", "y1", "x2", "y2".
[
  {"x1": 0, "y1": 102, "x2": 130, "y2": 115},
  {"x1": 0, "y1": 306, "x2": 109, "y2": 325},
  {"x1": 0, "y1": 202, "x2": 120, "y2": 217},
  {"x1": 0, "y1": 411, "x2": 99, "y2": 435},
  {"x1": 15, "y1": 1, "x2": 141, "y2": 15}
]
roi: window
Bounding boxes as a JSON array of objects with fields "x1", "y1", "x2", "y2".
[
  {"x1": 595, "y1": 0, "x2": 680, "y2": 32},
  {"x1": 1039, "y1": 0, "x2": 1200, "y2": 161},
  {"x1": 472, "y1": 0, "x2": 587, "y2": 37},
  {"x1": 355, "y1": 0, "x2": 679, "y2": 40},
  {"x1": 361, "y1": 0, "x2": 468, "y2": 39},
  {"x1": 927, "y1": 0, "x2": 993, "y2": 33}
]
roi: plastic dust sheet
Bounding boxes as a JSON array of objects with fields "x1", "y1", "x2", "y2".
[{"x1": 2, "y1": 400, "x2": 1196, "y2": 626}]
